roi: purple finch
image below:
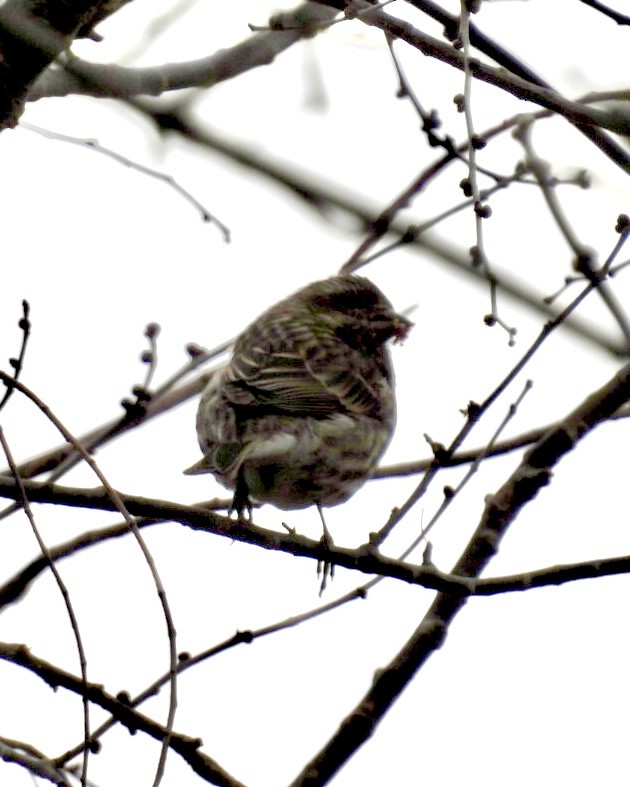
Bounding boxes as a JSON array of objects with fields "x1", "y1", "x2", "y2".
[{"x1": 185, "y1": 275, "x2": 411, "y2": 519}]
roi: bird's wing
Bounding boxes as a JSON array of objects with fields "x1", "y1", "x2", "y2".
[
  {"x1": 223, "y1": 325, "x2": 381, "y2": 418},
  {"x1": 304, "y1": 348, "x2": 382, "y2": 417}
]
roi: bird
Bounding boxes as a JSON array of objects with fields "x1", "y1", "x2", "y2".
[{"x1": 184, "y1": 274, "x2": 412, "y2": 521}]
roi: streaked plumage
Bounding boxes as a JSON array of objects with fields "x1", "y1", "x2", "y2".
[{"x1": 185, "y1": 275, "x2": 411, "y2": 517}]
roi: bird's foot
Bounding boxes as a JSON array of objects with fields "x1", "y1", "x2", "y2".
[
  {"x1": 316, "y1": 507, "x2": 335, "y2": 595},
  {"x1": 230, "y1": 473, "x2": 253, "y2": 523},
  {"x1": 229, "y1": 503, "x2": 253, "y2": 523}
]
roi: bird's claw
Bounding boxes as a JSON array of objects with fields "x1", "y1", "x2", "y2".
[
  {"x1": 317, "y1": 520, "x2": 335, "y2": 595},
  {"x1": 229, "y1": 492, "x2": 253, "y2": 522},
  {"x1": 230, "y1": 469, "x2": 253, "y2": 522}
]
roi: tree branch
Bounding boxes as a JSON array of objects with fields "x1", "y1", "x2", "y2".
[
  {"x1": 0, "y1": 643, "x2": 245, "y2": 787},
  {"x1": 28, "y1": 3, "x2": 339, "y2": 101},
  {"x1": 0, "y1": 0, "x2": 116, "y2": 127},
  {"x1": 290, "y1": 357, "x2": 630, "y2": 785},
  {"x1": 314, "y1": 0, "x2": 630, "y2": 174}
]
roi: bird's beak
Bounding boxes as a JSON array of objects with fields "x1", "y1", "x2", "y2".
[{"x1": 391, "y1": 313, "x2": 414, "y2": 343}]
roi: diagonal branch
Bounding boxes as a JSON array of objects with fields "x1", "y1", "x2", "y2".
[
  {"x1": 0, "y1": 0, "x2": 118, "y2": 128},
  {"x1": 578, "y1": 0, "x2": 630, "y2": 25},
  {"x1": 315, "y1": 0, "x2": 630, "y2": 174},
  {"x1": 0, "y1": 737, "x2": 71, "y2": 786},
  {"x1": 0, "y1": 643, "x2": 245, "y2": 787},
  {"x1": 28, "y1": 3, "x2": 339, "y2": 101},
  {"x1": 289, "y1": 358, "x2": 630, "y2": 785}
]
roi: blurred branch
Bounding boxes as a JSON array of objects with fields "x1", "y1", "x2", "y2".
[
  {"x1": 578, "y1": 0, "x2": 630, "y2": 25},
  {"x1": 75, "y1": 0, "x2": 133, "y2": 40},
  {"x1": 0, "y1": 0, "x2": 117, "y2": 128},
  {"x1": 515, "y1": 117, "x2": 630, "y2": 349},
  {"x1": 0, "y1": 737, "x2": 72, "y2": 786},
  {"x1": 135, "y1": 104, "x2": 628, "y2": 358},
  {"x1": 25, "y1": 0, "x2": 630, "y2": 185},
  {"x1": 118, "y1": 0, "x2": 202, "y2": 63},
  {"x1": 28, "y1": 3, "x2": 339, "y2": 101}
]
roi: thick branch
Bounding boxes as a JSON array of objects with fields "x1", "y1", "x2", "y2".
[
  {"x1": 0, "y1": 477, "x2": 474, "y2": 600},
  {"x1": 290, "y1": 359, "x2": 630, "y2": 785},
  {"x1": 3, "y1": 469, "x2": 630, "y2": 614},
  {"x1": 0, "y1": 0, "x2": 116, "y2": 127},
  {"x1": 29, "y1": 3, "x2": 339, "y2": 101}
]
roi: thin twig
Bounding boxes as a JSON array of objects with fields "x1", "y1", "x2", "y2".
[
  {"x1": 0, "y1": 372, "x2": 178, "y2": 787},
  {"x1": 0, "y1": 428, "x2": 91, "y2": 786},
  {"x1": 22, "y1": 122, "x2": 231, "y2": 241}
]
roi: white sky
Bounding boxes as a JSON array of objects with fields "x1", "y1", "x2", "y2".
[{"x1": 1, "y1": 1, "x2": 630, "y2": 785}]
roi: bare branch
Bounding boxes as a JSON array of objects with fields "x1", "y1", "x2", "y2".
[
  {"x1": 0, "y1": 0, "x2": 115, "y2": 127},
  {"x1": 315, "y1": 0, "x2": 630, "y2": 173},
  {"x1": 28, "y1": 3, "x2": 339, "y2": 101},
  {"x1": 0, "y1": 643, "x2": 245, "y2": 787},
  {"x1": 0, "y1": 737, "x2": 72, "y2": 786},
  {"x1": 289, "y1": 357, "x2": 630, "y2": 786}
]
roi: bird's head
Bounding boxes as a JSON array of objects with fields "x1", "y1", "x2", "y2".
[{"x1": 301, "y1": 275, "x2": 413, "y2": 349}]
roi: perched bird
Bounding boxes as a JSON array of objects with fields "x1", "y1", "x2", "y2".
[{"x1": 185, "y1": 274, "x2": 412, "y2": 519}]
